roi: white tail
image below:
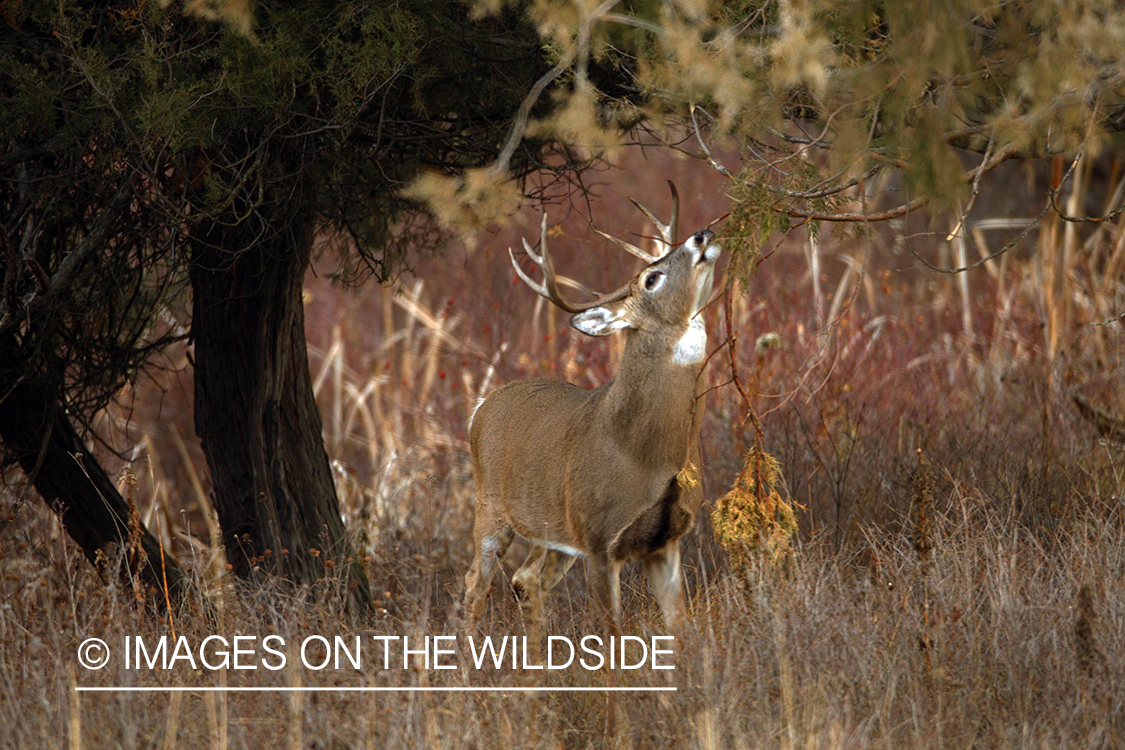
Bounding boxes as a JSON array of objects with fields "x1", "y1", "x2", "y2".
[{"x1": 464, "y1": 186, "x2": 720, "y2": 634}]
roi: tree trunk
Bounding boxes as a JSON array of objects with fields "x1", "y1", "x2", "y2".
[
  {"x1": 190, "y1": 217, "x2": 372, "y2": 610},
  {"x1": 0, "y1": 331, "x2": 193, "y2": 607}
]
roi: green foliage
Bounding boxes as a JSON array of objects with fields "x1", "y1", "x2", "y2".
[
  {"x1": 724, "y1": 169, "x2": 780, "y2": 285},
  {"x1": 0, "y1": 0, "x2": 559, "y2": 428},
  {"x1": 4, "y1": 0, "x2": 553, "y2": 265}
]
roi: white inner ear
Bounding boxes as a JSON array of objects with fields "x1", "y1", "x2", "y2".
[{"x1": 571, "y1": 307, "x2": 633, "y2": 336}]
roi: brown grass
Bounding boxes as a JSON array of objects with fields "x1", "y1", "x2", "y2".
[
  {"x1": 2, "y1": 150, "x2": 1124, "y2": 748},
  {"x1": 3, "y1": 505, "x2": 1122, "y2": 748}
]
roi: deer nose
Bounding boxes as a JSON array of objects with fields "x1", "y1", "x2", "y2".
[{"x1": 690, "y1": 229, "x2": 719, "y2": 264}]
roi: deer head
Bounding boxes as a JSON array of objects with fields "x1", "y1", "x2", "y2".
[{"x1": 464, "y1": 185, "x2": 720, "y2": 636}]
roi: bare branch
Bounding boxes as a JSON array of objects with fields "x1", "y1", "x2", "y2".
[
  {"x1": 492, "y1": 0, "x2": 622, "y2": 177},
  {"x1": 1047, "y1": 153, "x2": 1125, "y2": 223},
  {"x1": 945, "y1": 136, "x2": 995, "y2": 241},
  {"x1": 784, "y1": 141, "x2": 1019, "y2": 223},
  {"x1": 690, "y1": 106, "x2": 735, "y2": 180},
  {"x1": 916, "y1": 153, "x2": 1079, "y2": 274},
  {"x1": 0, "y1": 177, "x2": 135, "y2": 333},
  {"x1": 785, "y1": 195, "x2": 930, "y2": 223}
]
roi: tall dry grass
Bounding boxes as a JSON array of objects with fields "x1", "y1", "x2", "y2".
[
  {"x1": 2, "y1": 149, "x2": 1124, "y2": 747},
  {"x1": 2, "y1": 498, "x2": 1121, "y2": 748}
]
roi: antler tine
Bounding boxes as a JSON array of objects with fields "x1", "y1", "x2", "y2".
[
  {"x1": 509, "y1": 245, "x2": 554, "y2": 305},
  {"x1": 597, "y1": 182, "x2": 681, "y2": 264},
  {"x1": 629, "y1": 181, "x2": 680, "y2": 252},
  {"x1": 511, "y1": 214, "x2": 625, "y2": 314},
  {"x1": 594, "y1": 229, "x2": 662, "y2": 264},
  {"x1": 666, "y1": 181, "x2": 679, "y2": 247}
]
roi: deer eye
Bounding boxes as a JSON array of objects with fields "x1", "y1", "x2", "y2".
[{"x1": 644, "y1": 271, "x2": 664, "y2": 292}]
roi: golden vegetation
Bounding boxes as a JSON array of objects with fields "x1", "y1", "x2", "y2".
[
  {"x1": 711, "y1": 445, "x2": 798, "y2": 572},
  {"x1": 3, "y1": 149, "x2": 1125, "y2": 747}
]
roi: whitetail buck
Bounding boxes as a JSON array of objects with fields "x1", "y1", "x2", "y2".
[{"x1": 464, "y1": 186, "x2": 720, "y2": 634}]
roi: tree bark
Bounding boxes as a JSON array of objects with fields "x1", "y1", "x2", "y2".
[
  {"x1": 0, "y1": 331, "x2": 193, "y2": 607},
  {"x1": 190, "y1": 217, "x2": 372, "y2": 610}
]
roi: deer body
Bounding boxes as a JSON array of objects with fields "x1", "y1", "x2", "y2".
[
  {"x1": 464, "y1": 192, "x2": 719, "y2": 634},
  {"x1": 471, "y1": 348, "x2": 701, "y2": 556}
]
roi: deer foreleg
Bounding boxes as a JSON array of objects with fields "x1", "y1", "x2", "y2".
[
  {"x1": 644, "y1": 542, "x2": 685, "y2": 633},
  {"x1": 588, "y1": 554, "x2": 625, "y2": 636}
]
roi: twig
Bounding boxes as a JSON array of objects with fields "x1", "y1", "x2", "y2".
[
  {"x1": 945, "y1": 136, "x2": 994, "y2": 241},
  {"x1": 1073, "y1": 393, "x2": 1125, "y2": 443},
  {"x1": 491, "y1": 0, "x2": 622, "y2": 177},
  {"x1": 785, "y1": 195, "x2": 930, "y2": 222},
  {"x1": 914, "y1": 199, "x2": 1052, "y2": 274},
  {"x1": 1090, "y1": 310, "x2": 1125, "y2": 326},
  {"x1": 690, "y1": 106, "x2": 735, "y2": 180},
  {"x1": 916, "y1": 152, "x2": 1078, "y2": 274},
  {"x1": 1047, "y1": 153, "x2": 1125, "y2": 223},
  {"x1": 722, "y1": 278, "x2": 764, "y2": 441}
]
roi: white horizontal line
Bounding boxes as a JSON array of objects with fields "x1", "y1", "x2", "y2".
[{"x1": 75, "y1": 686, "x2": 676, "y2": 693}]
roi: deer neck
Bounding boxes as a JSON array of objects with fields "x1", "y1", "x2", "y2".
[{"x1": 598, "y1": 321, "x2": 706, "y2": 468}]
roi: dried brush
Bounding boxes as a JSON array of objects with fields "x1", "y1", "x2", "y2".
[
  {"x1": 1074, "y1": 583, "x2": 1105, "y2": 679},
  {"x1": 912, "y1": 448, "x2": 934, "y2": 563},
  {"x1": 912, "y1": 448, "x2": 935, "y2": 677},
  {"x1": 711, "y1": 442, "x2": 798, "y2": 590}
]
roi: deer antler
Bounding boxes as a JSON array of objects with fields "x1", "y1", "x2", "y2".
[
  {"x1": 595, "y1": 181, "x2": 680, "y2": 263},
  {"x1": 510, "y1": 213, "x2": 632, "y2": 314}
]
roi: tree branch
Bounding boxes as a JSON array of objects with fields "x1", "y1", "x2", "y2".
[{"x1": 0, "y1": 177, "x2": 135, "y2": 334}]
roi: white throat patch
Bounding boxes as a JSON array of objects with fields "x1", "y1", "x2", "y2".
[{"x1": 673, "y1": 317, "x2": 707, "y2": 365}]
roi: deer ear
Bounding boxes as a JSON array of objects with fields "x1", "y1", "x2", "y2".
[{"x1": 570, "y1": 306, "x2": 633, "y2": 336}]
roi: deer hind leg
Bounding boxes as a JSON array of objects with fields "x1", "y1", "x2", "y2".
[
  {"x1": 643, "y1": 542, "x2": 685, "y2": 633},
  {"x1": 512, "y1": 545, "x2": 576, "y2": 650},
  {"x1": 464, "y1": 525, "x2": 515, "y2": 621},
  {"x1": 512, "y1": 545, "x2": 576, "y2": 600}
]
